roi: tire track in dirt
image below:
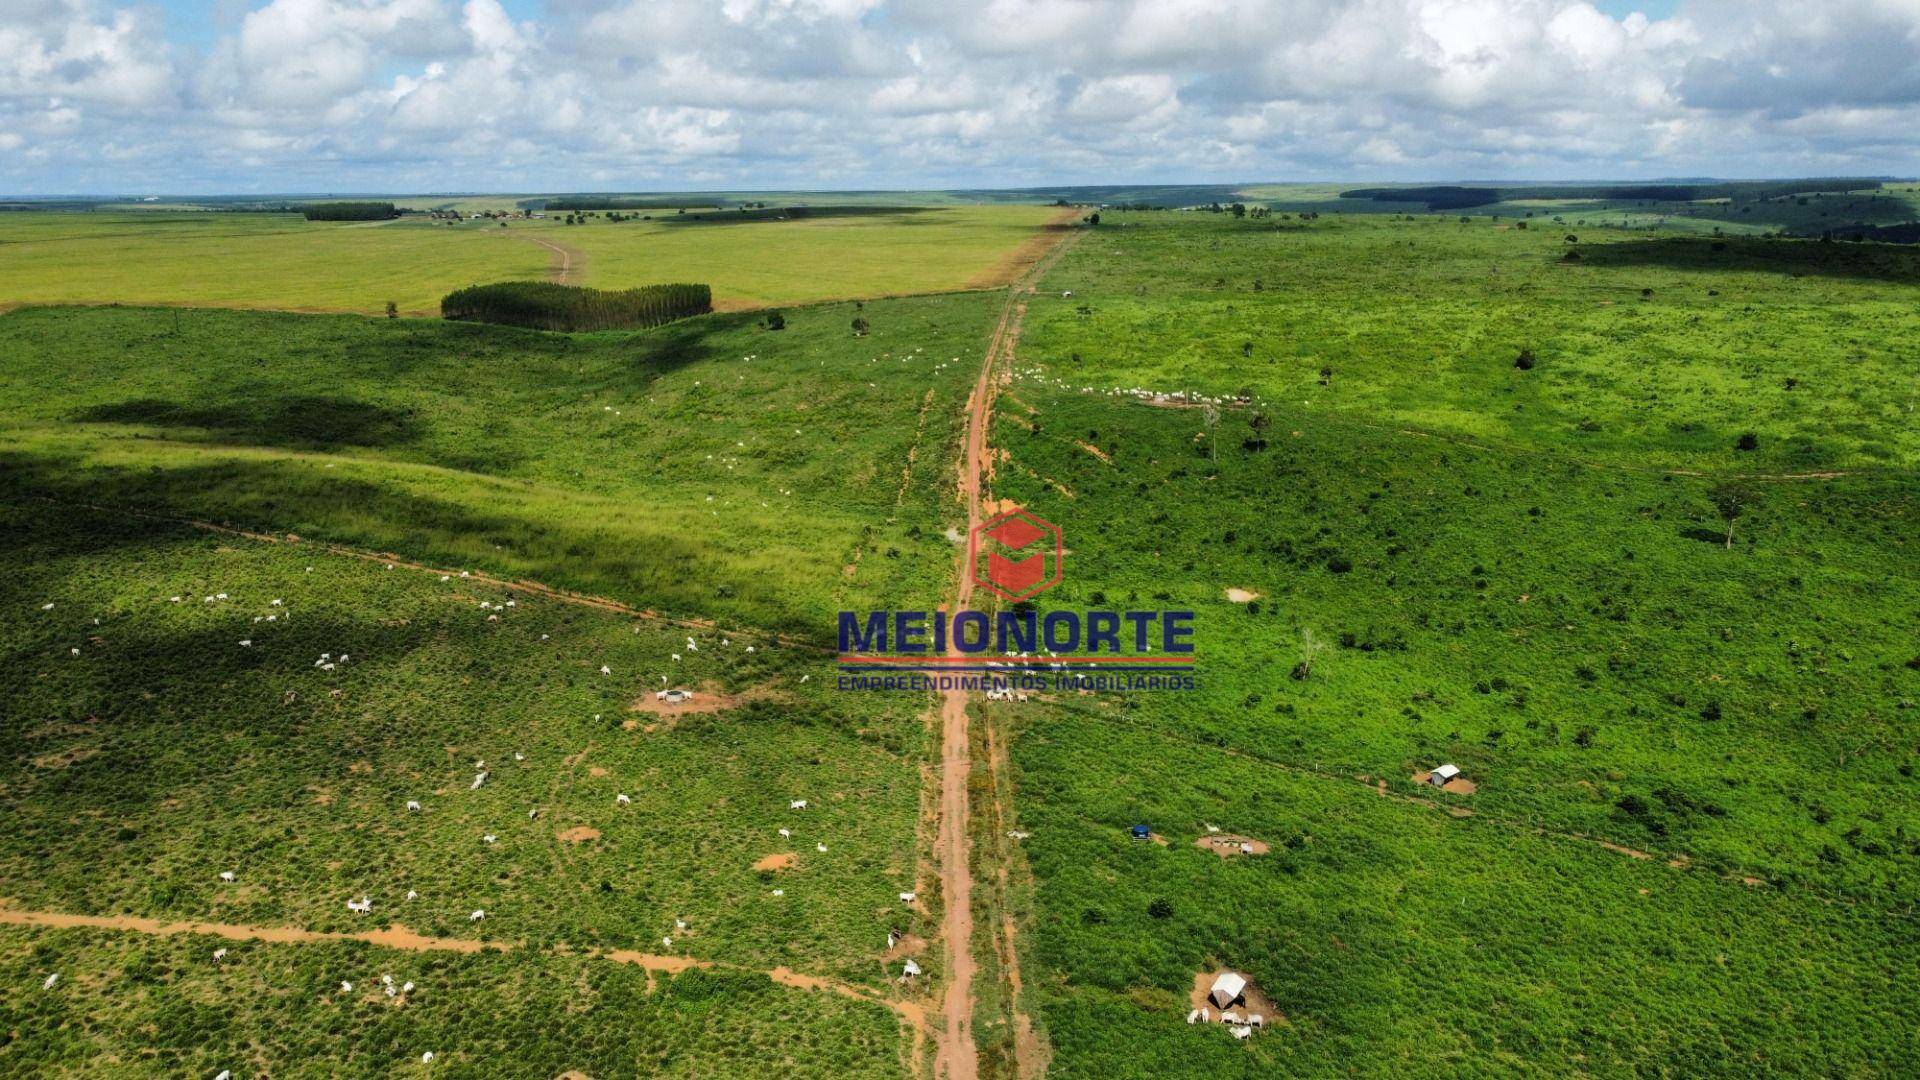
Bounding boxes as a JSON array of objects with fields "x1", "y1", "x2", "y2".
[
  {"x1": 524, "y1": 235, "x2": 585, "y2": 285},
  {"x1": 0, "y1": 904, "x2": 929, "y2": 1027}
]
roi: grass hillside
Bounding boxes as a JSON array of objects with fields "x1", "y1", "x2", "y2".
[{"x1": 0, "y1": 295, "x2": 993, "y2": 637}]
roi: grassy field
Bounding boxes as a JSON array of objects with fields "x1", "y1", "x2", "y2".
[
  {"x1": 1234, "y1": 181, "x2": 1920, "y2": 234},
  {"x1": 0, "y1": 205, "x2": 1063, "y2": 314},
  {"x1": 0, "y1": 498, "x2": 938, "y2": 980},
  {"x1": 974, "y1": 212, "x2": 1920, "y2": 1075},
  {"x1": 1021, "y1": 213, "x2": 1920, "y2": 471},
  {"x1": 0, "y1": 291, "x2": 999, "y2": 637},
  {"x1": 4, "y1": 198, "x2": 1917, "y2": 1076},
  {"x1": 0, "y1": 238, "x2": 1045, "y2": 1067},
  {"x1": 0, "y1": 925, "x2": 907, "y2": 1078},
  {"x1": 1000, "y1": 715, "x2": 1918, "y2": 1077},
  {"x1": 560, "y1": 205, "x2": 1067, "y2": 306}
]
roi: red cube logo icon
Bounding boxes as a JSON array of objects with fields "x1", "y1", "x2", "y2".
[{"x1": 969, "y1": 507, "x2": 1063, "y2": 602}]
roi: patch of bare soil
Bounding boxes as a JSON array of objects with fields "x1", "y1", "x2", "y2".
[
  {"x1": 1223, "y1": 588, "x2": 1259, "y2": 603},
  {"x1": 1076, "y1": 440, "x2": 1112, "y2": 464},
  {"x1": 628, "y1": 682, "x2": 766, "y2": 717},
  {"x1": 1194, "y1": 834, "x2": 1270, "y2": 859},
  {"x1": 587, "y1": 766, "x2": 609, "y2": 777},
  {"x1": 1188, "y1": 969, "x2": 1283, "y2": 1027},
  {"x1": 1411, "y1": 771, "x2": 1478, "y2": 795},
  {"x1": 31, "y1": 747, "x2": 98, "y2": 769},
  {"x1": 753, "y1": 852, "x2": 797, "y2": 872},
  {"x1": 882, "y1": 932, "x2": 927, "y2": 962},
  {"x1": 599, "y1": 949, "x2": 707, "y2": 973},
  {"x1": 1596, "y1": 839, "x2": 1654, "y2": 860},
  {"x1": 1147, "y1": 832, "x2": 1171, "y2": 847},
  {"x1": 557, "y1": 827, "x2": 601, "y2": 843},
  {"x1": 361, "y1": 924, "x2": 494, "y2": 953}
]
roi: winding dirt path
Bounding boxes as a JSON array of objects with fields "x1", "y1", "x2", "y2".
[
  {"x1": 525, "y1": 235, "x2": 585, "y2": 285},
  {"x1": 0, "y1": 904, "x2": 927, "y2": 1025}
]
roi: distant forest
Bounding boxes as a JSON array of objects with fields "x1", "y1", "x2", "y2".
[
  {"x1": 1340, "y1": 179, "x2": 1887, "y2": 210},
  {"x1": 301, "y1": 201, "x2": 400, "y2": 221}
]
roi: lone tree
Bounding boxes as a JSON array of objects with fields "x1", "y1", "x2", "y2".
[
  {"x1": 1710, "y1": 482, "x2": 1752, "y2": 550},
  {"x1": 1290, "y1": 627, "x2": 1328, "y2": 681}
]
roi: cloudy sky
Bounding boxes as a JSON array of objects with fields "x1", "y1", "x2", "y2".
[{"x1": 5, "y1": 0, "x2": 1919, "y2": 195}]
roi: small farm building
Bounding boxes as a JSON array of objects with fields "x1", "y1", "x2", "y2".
[{"x1": 1209, "y1": 971, "x2": 1248, "y2": 1009}]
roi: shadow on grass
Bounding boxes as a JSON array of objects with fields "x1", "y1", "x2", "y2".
[
  {"x1": 1569, "y1": 236, "x2": 1920, "y2": 283},
  {"x1": 73, "y1": 395, "x2": 422, "y2": 451},
  {"x1": 0, "y1": 450, "x2": 820, "y2": 643}
]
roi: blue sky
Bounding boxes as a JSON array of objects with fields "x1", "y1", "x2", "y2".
[
  {"x1": 1594, "y1": 0, "x2": 1678, "y2": 19},
  {"x1": 4, "y1": 1, "x2": 1917, "y2": 195}
]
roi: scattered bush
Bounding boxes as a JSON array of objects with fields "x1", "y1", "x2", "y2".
[
  {"x1": 1514, "y1": 348, "x2": 1536, "y2": 370},
  {"x1": 441, "y1": 281, "x2": 711, "y2": 332}
]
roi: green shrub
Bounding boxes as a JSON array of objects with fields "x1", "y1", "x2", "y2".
[{"x1": 441, "y1": 281, "x2": 712, "y2": 332}]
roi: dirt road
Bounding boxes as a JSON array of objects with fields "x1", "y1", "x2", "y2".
[
  {"x1": 932, "y1": 210, "x2": 1080, "y2": 1080},
  {"x1": 932, "y1": 299, "x2": 1011, "y2": 1080}
]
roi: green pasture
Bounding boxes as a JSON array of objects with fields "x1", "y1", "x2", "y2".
[
  {"x1": 553, "y1": 204, "x2": 1064, "y2": 305},
  {"x1": 1000, "y1": 711, "x2": 1919, "y2": 1078},
  {"x1": 0, "y1": 295, "x2": 992, "y2": 636},
  {"x1": 990, "y1": 385, "x2": 1919, "y2": 906},
  {"x1": 1020, "y1": 212, "x2": 1920, "y2": 471},
  {"x1": 4, "y1": 194, "x2": 1917, "y2": 1077},
  {"x1": 0, "y1": 925, "x2": 907, "y2": 1078},
  {"x1": 982, "y1": 209, "x2": 1919, "y2": 1075},
  {"x1": 0, "y1": 499, "x2": 931, "y2": 989},
  {"x1": 0, "y1": 213, "x2": 545, "y2": 314},
  {"x1": 0, "y1": 204, "x2": 1061, "y2": 314}
]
